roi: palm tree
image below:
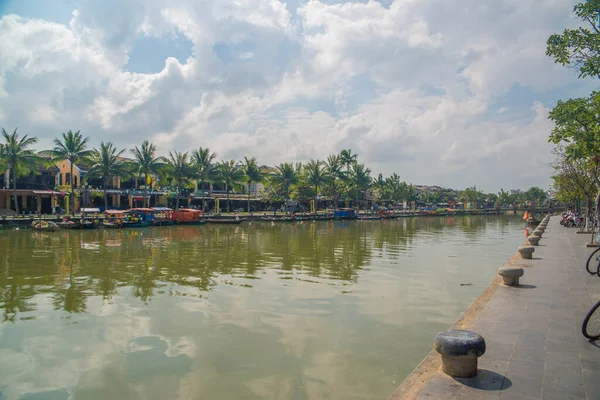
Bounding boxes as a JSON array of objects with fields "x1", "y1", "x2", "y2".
[
  {"x1": 217, "y1": 160, "x2": 244, "y2": 212},
  {"x1": 86, "y1": 142, "x2": 127, "y2": 211},
  {"x1": 349, "y1": 163, "x2": 371, "y2": 209},
  {"x1": 305, "y1": 159, "x2": 325, "y2": 211},
  {"x1": 1, "y1": 128, "x2": 42, "y2": 214},
  {"x1": 167, "y1": 151, "x2": 195, "y2": 209},
  {"x1": 240, "y1": 156, "x2": 263, "y2": 213},
  {"x1": 191, "y1": 147, "x2": 217, "y2": 212},
  {"x1": 48, "y1": 130, "x2": 92, "y2": 214},
  {"x1": 130, "y1": 141, "x2": 166, "y2": 208},
  {"x1": 270, "y1": 163, "x2": 298, "y2": 200},
  {"x1": 324, "y1": 154, "x2": 345, "y2": 209},
  {"x1": 373, "y1": 173, "x2": 387, "y2": 203},
  {"x1": 340, "y1": 149, "x2": 358, "y2": 173}
]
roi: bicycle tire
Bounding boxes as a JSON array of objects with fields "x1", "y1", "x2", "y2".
[
  {"x1": 587, "y1": 247, "x2": 600, "y2": 274},
  {"x1": 583, "y1": 301, "x2": 600, "y2": 340}
]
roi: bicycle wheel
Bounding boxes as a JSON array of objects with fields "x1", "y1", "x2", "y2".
[
  {"x1": 583, "y1": 301, "x2": 600, "y2": 340},
  {"x1": 586, "y1": 247, "x2": 600, "y2": 274}
]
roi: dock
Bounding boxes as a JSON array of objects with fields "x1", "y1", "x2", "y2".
[{"x1": 389, "y1": 217, "x2": 600, "y2": 399}]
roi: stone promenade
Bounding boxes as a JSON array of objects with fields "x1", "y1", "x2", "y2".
[{"x1": 389, "y1": 217, "x2": 600, "y2": 400}]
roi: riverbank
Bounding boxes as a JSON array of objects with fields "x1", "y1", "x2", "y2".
[
  {"x1": 389, "y1": 217, "x2": 600, "y2": 399},
  {"x1": 0, "y1": 209, "x2": 519, "y2": 229}
]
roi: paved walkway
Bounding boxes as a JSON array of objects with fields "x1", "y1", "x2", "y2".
[{"x1": 389, "y1": 218, "x2": 600, "y2": 400}]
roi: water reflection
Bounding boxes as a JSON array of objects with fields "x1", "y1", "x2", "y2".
[
  {"x1": 0, "y1": 216, "x2": 526, "y2": 399},
  {"x1": 0, "y1": 216, "x2": 519, "y2": 320}
]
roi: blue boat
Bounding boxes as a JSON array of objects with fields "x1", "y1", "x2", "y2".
[
  {"x1": 333, "y1": 208, "x2": 358, "y2": 220},
  {"x1": 123, "y1": 208, "x2": 154, "y2": 228}
]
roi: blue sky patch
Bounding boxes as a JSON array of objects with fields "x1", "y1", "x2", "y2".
[{"x1": 125, "y1": 34, "x2": 193, "y2": 74}]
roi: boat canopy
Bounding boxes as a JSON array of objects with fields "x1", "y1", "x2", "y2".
[
  {"x1": 81, "y1": 208, "x2": 101, "y2": 213},
  {"x1": 129, "y1": 208, "x2": 155, "y2": 213},
  {"x1": 178, "y1": 208, "x2": 202, "y2": 213},
  {"x1": 105, "y1": 210, "x2": 126, "y2": 215},
  {"x1": 152, "y1": 207, "x2": 173, "y2": 211}
]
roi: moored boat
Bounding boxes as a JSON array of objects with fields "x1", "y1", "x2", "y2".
[
  {"x1": 172, "y1": 208, "x2": 206, "y2": 225},
  {"x1": 59, "y1": 220, "x2": 82, "y2": 229},
  {"x1": 333, "y1": 208, "x2": 358, "y2": 220},
  {"x1": 123, "y1": 208, "x2": 154, "y2": 228},
  {"x1": 261, "y1": 216, "x2": 295, "y2": 222},
  {"x1": 31, "y1": 220, "x2": 58, "y2": 231},
  {"x1": 207, "y1": 218, "x2": 246, "y2": 225},
  {"x1": 152, "y1": 207, "x2": 176, "y2": 226},
  {"x1": 358, "y1": 215, "x2": 382, "y2": 220}
]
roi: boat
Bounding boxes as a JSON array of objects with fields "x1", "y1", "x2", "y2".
[
  {"x1": 102, "y1": 220, "x2": 123, "y2": 229},
  {"x1": 81, "y1": 220, "x2": 98, "y2": 229},
  {"x1": 358, "y1": 215, "x2": 382, "y2": 220},
  {"x1": 59, "y1": 220, "x2": 82, "y2": 229},
  {"x1": 31, "y1": 220, "x2": 58, "y2": 231},
  {"x1": 123, "y1": 208, "x2": 154, "y2": 228},
  {"x1": 207, "y1": 218, "x2": 246, "y2": 225},
  {"x1": 261, "y1": 216, "x2": 296, "y2": 222},
  {"x1": 333, "y1": 208, "x2": 358, "y2": 220},
  {"x1": 171, "y1": 208, "x2": 206, "y2": 225}
]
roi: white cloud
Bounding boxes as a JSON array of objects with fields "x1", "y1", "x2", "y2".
[{"x1": 0, "y1": 0, "x2": 593, "y2": 191}]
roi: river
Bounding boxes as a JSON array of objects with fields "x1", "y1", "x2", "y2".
[{"x1": 0, "y1": 216, "x2": 526, "y2": 400}]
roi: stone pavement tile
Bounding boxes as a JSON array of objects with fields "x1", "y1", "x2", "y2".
[
  {"x1": 540, "y1": 390, "x2": 584, "y2": 400},
  {"x1": 581, "y1": 368, "x2": 600, "y2": 396},
  {"x1": 500, "y1": 375, "x2": 542, "y2": 399},
  {"x1": 580, "y1": 358, "x2": 600, "y2": 371},
  {"x1": 414, "y1": 373, "x2": 463, "y2": 400},
  {"x1": 456, "y1": 386, "x2": 501, "y2": 400},
  {"x1": 543, "y1": 364, "x2": 583, "y2": 389},
  {"x1": 497, "y1": 393, "x2": 537, "y2": 400},
  {"x1": 453, "y1": 369, "x2": 505, "y2": 391},
  {"x1": 479, "y1": 358, "x2": 510, "y2": 374},
  {"x1": 506, "y1": 358, "x2": 545, "y2": 381},
  {"x1": 541, "y1": 380, "x2": 585, "y2": 399}
]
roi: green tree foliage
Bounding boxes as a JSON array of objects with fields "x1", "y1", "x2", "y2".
[
  {"x1": 324, "y1": 154, "x2": 345, "y2": 208},
  {"x1": 348, "y1": 163, "x2": 371, "y2": 209},
  {"x1": 216, "y1": 160, "x2": 244, "y2": 212},
  {"x1": 0, "y1": 128, "x2": 42, "y2": 214},
  {"x1": 86, "y1": 142, "x2": 127, "y2": 211},
  {"x1": 270, "y1": 162, "x2": 298, "y2": 200},
  {"x1": 240, "y1": 156, "x2": 264, "y2": 212},
  {"x1": 304, "y1": 159, "x2": 326, "y2": 203},
  {"x1": 548, "y1": 91, "x2": 600, "y2": 183},
  {"x1": 191, "y1": 147, "x2": 217, "y2": 212},
  {"x1": 130, "y1": 141, "x2": 166, "y2": 208},
  {"x1": 551, "y1": 148, "x2": 597, "y2": 210},
  {"x1": 546, "y1": 0, "x2": 600, "y2": 79},
  {"x1": 48, "y1": 130, "x2": 93, "y2": 214},
  {"x1": 166, "y1": 151, "x2": 195, "y2": 209}
]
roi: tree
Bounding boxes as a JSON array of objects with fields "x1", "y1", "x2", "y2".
[
  {"x1": 191, "y1": 147, "x2": 217, "y2": 212},
  {"x1": 48, "y1": 130, "x2": 92, "y2": 214},
  {"x1": 524, "y1": 187, "x2": 547, "y2": 208},
  {"x1": 130, "y1": 141, "x2": 166, "y2": 208},
  {"x1": 270, "y1": 163, "x2": 298, "y2": 200},
  {"x1": 548, "y1": 91, "x2": 600, "y2": 184},
  {"x1": 459, "y1": 187, "x2": 485, "y2": 208},
  {"x1": 0, "y1": 128, "x2": 42, "y2": 214},
  {"x1": 86, "y1": 142, "x2": 127, "y2": 211},
  {"x1": 349, "y1": 163, "x2": 371, "y2": 209},
  {"x1": 340, "y1": 149, "x2": 358, "y2": 173},
  {"x1": 304, "y1": 159, "x2": 326, "y2": 210},
  {"x1": 217, "y1": 160, "x2": 244, "y2": 212},
  {"x1": 546, "y1": 1, "x2": 600, "y2": 79},
  {"x1": 386, "y1": 173, "x2": 404, "y2": 203},
  {"x1": 167, "y1": 151, "x2": 194, "y2": 209},
  {"x1": 552, "y1": 148, "x2": 597, "y2": 212},
  {"x1": 324, "y1": 154, "x2": 345, "y2": 208},
  {"x1": 372, "y1": 174, "x2": 387, "y2": 203},
  {"x1": 240, "y1": 156, "x2": 264, "y2": 212}
]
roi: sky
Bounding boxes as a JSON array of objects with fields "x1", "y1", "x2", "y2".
[{"x1": 0, "y1": 0, "x2": 596, "y2": 192}]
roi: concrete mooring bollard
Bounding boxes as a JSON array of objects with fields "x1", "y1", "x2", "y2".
[
  {"x1": 527, "y1": 235, "x2": 540, "y2": 246},
  {"x1": 533, "y1": 229, "x2": 543, "y2": 237},
  {"x1": 498, "y1": 267, "x2": 524, "y2": 286},
  {"x1": 518, "y1": 246, "x2": 535, "y2": 259},
  {"x1": 434, "y1": 330, "x2": 486, "y2": 378}
]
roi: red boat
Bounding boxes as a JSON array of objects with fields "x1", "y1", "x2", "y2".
[{"x1": 172, "y1": 208, "x2": 206, "y2": 225}]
